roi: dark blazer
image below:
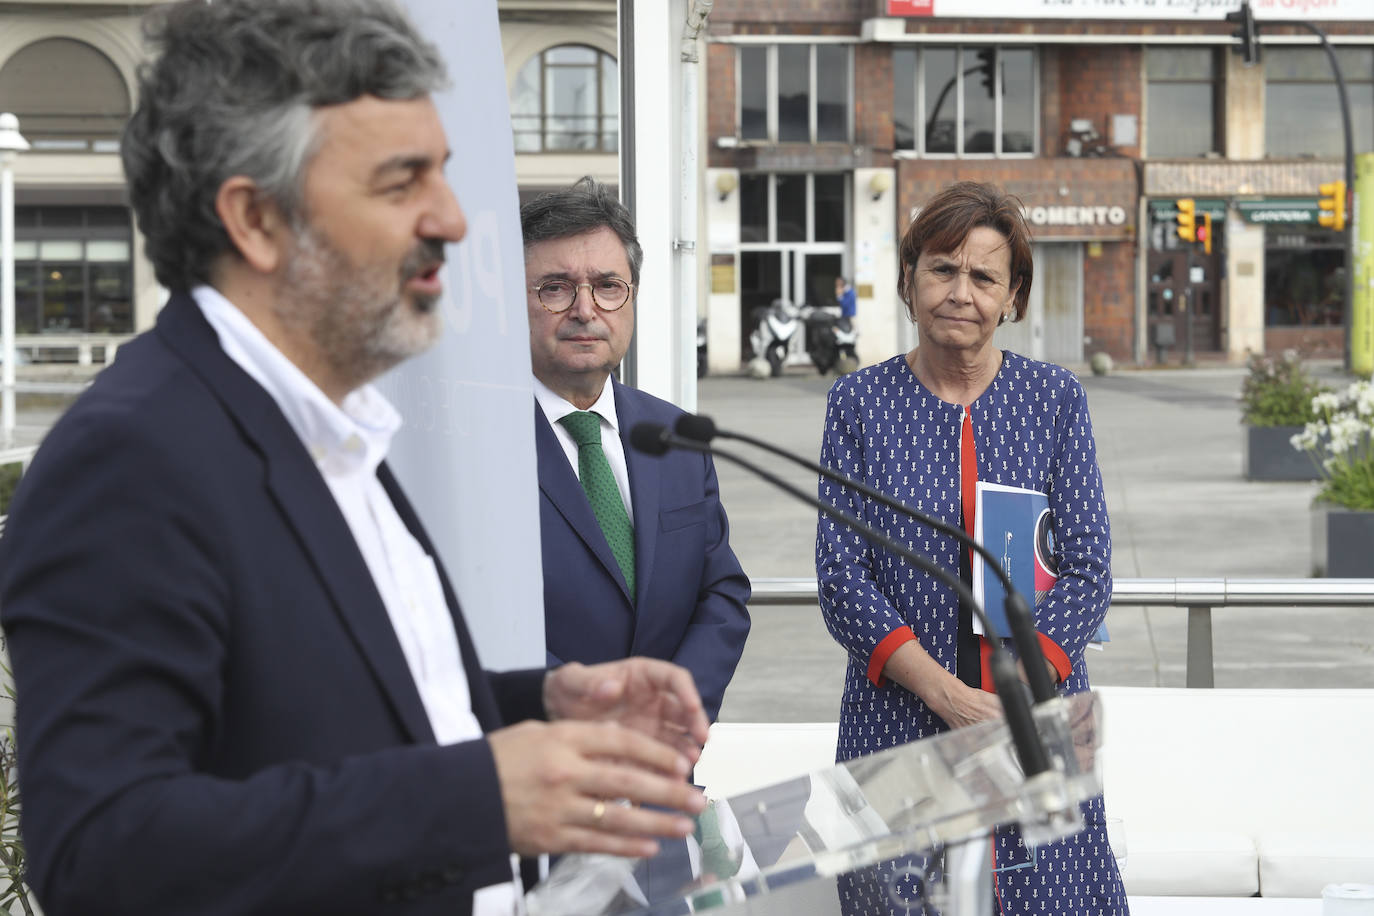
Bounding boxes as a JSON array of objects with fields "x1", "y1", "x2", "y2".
[
  {"x1": 0, "y1": 293, "x2": 547, "y2": 916},
  {"x1": 535, "y1": 381, "x2": 750, "y2": 722}
]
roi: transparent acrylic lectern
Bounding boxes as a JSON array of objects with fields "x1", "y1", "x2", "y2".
[{"x1": 527, "y1": 692, "x2": 1104, "y2": 916}]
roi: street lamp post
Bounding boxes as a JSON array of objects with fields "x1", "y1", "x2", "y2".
[{"x1": 0, "y1": 113, "x2": 30, "y2": 447}]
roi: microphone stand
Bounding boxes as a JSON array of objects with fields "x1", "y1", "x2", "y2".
[
  {"x1": 674, "y1": 414, "x2": 1056, "y2": 706},
  {"x1": 631, "y1": 424, "x2": 1050, "y2": 779}
]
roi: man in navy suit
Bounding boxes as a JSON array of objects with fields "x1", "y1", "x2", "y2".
[
  {"x1": 0, "y1": 3, "x2": 710, "y2": 914},
  {"x1": 522, "y1": 179, "x2": 751, "y2": 724}
]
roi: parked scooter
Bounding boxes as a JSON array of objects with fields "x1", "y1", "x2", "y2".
[
  {"x1": 748, "y1": 299, "x2": 802, "y2": 377},
  {"x1": 801, "y1": 306, "x2": 859, "y2": 375},
  {"x1": 696, "y1": 318, "x2": 707, "y2": 378}
]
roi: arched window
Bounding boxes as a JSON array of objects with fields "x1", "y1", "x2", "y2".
[
  {"x1": 0, "y1": 38, "x2": 130, "y2": 152},
  {"x1": 511, "y1": 45, "x2": 618, "y2": 153}
]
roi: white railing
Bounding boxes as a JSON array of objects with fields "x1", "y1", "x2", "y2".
[
  {"x1": 749, "y1": 576, "x2": 1374, "y2": 688},
  {"x1": 14, "y1": 333, "x2": 134, "y2": 366}
]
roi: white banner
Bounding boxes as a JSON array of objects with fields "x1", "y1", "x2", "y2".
[
  {"x1": 378, "y1": 0, "x2": 544, "y2": 671},
  {"x1": 887, "y1": 0, "x2": 1374, "y2": 20}
]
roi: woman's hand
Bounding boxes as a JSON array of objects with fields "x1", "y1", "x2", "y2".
[
  {"x1": 927, "y1": 675, "x2": 1004, "y2": 729},
  {"x1": 882, "y1": 638, "x2": 1004, "y2": 730}
]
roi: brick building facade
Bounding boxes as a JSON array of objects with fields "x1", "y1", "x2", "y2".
[{"x1": 700, "y1": 0, "x2": 1374, "y2": 371}]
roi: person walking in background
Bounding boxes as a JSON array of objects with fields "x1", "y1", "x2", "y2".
[
  {"x1": 815, "y1": 181, "x2": 1125, "y2": 914},
  {"x1": 0, "y1": 4, "x2": 709, "y2": 914},
  {"x1": 523, "y1": 177, "x2": 751, "y2": 724},
  {"x1": 835, "y1": 275, "x2": 857, "y2": 323}
]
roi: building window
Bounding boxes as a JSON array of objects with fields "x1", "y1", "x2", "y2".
[
  {"x1": 738, "y1": 45, "x2": 852, "y2": 143},
  {"x1": 892, "y1": 46, "x2": 1035, "y2": 157},
  {"x1": 1264, "y1": 228, "x2": 1344, "y2": 327},
  {"x1": 0, "y1": 38, "x2": 130, "y2": 153},
  {"x1": 1265, "y1": 48, "x2": 1374, "y2": 158},
  {"x1": 13, "y1": 206, "x2": 133, "y2": 335},
  {"x1": 511, "y1": 45, "x2": 618, "y2": 153},
  {"x1": 1146, "y1": 48, "x2": 1218, "y2": 158}
]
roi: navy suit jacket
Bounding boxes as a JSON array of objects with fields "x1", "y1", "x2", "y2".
[
  {"x1": 535, "y1": 381, "x2": 750, "y2": 722},
  {"x1": 0, "y1": 293, "x2": 546, "y2": 915}
]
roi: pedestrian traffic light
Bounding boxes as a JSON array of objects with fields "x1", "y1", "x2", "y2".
[
  {"x1": 1199, "y1": 213, "x2": 1213, "y2": 255},
  {"x1": 1225, "y1": 1, "x2": 1261, "y2": 66},
  {"x1": 1176, "y1": 198, "x2": 1197, "y2": 243},
  {"x1": 1318, "y1": 180, "x2": 1346, "y2": 231}
]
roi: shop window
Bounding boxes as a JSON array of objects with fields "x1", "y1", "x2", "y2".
[
  {"x1": 1264, "y1": 230, "x2": 1345, "y2": 327},
  {"x1": 892, "y1": 46, "x2": 1035, "y2": 157},
  {"x1": 1145, "y1": 48, "x2": 1218, "y2": 158},
  {"x1": 511, "y1": 45, "x2": 618, "y2": 153},
  {"x1": 0, "y1": 38, "x2": 130, "y2": 152},
  {"x1": 737, "y1": 45, "x2": 852, "y2": 144},
  {"x1": 1265, "y1": 48, "x2": 1374, "y2": 158},
  {"x1": 13, "y1": 207, "x2": 133, "y2": 334}
]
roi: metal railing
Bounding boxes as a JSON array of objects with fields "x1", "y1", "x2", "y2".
[{"x1": 749, "y1": 576, "x2": 1374, "y2": 688}]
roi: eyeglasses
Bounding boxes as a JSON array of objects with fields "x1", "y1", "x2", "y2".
[{"x1": 531, "y1": 277, "x2": 635, "y2": 313}]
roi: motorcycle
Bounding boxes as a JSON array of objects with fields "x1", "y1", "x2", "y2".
[
  {"x1": 748, "y1": 299, "x2": 801, "y2": 377},
  {"x1": 696, "y1": 318, "x2": 707, "y2": 379},
  {"x1": 801, "y1": 306, "x2": 859, "y2": 375}
]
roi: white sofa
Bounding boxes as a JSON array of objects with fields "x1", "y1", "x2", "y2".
[
  {"x1": 697, "y1": 687, "x2": 1374, "y2": 899},
  {"x1": 1095, "y1": 686, "x2": 1374, "y2": 898}
]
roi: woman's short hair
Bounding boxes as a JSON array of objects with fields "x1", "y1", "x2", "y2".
[
  {"x1": 121, "y1": 0, "x2": 446, "y2": 293},
  {"x1": 897, "y1": 181, "x2": 1034, "y2": 322}
]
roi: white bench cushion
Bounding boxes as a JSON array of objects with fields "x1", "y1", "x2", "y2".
[
  {"x1": 1258, "y1": 831, "x2": 1374, "y2": 898},
  {"x1": 1125, "y1": 829, "x2": 1258, "y2": 897}
]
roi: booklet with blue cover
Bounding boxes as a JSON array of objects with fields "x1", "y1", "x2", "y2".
[{"x1": 971, "y1": 481, "x2": 1109, "y2": 646}]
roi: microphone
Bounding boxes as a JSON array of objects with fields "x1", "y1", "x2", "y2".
[
  {"x1": 630, "y1": 421, "x2": 1050, "y2": 779},
  {"x1": 672, "y1": 413, "x2": 1056, "y2": 706}
]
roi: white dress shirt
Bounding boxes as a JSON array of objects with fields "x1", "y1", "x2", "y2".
[
  {"x1": 192, "y1": 286, "x2": 517, "y2": 914},
  {"x1": 532, "y1": 374, "x2": 634, "y2": 519}
]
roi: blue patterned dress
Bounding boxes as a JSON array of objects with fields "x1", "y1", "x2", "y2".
[{"x1": 816, "y1": 351, "x2": 1127, "y2": 915}]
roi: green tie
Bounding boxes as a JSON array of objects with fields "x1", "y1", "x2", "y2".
[{"x1": 559, "y1": 411, "x2": 636, "y2": 599}]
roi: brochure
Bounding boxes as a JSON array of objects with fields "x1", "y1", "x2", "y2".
[{"x1": 971, "y1": 481, "x2": 1109, "y2": 646}]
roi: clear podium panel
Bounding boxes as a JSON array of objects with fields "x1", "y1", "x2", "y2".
[{"x1": 527, "y1": 692, "x2": 1105, "y2": 916}]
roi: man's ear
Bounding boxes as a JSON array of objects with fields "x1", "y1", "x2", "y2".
[{"x1": 215, "y1": 176, "x2": 289, "y2": 275}]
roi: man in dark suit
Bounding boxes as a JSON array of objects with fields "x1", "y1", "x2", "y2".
[
  {"x1": 522, "y1": 179, "x2": 751, "y2": 723},
  {"x1": 0, "y1": 3, "x2": 709, "y2": 914}
]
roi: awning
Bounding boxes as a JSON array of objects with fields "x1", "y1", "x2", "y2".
[
  {"x1": 1148, "y1": 199, "x2": 1227, "y2": 221},
  {"x1": 1234, "y1": 199, "x2": 1320, "y2": 225}
]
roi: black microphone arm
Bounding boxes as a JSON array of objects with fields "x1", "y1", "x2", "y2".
[
  {"x1": 672, "y1": 413, "x2": 1057, "y2": 707},
  {"x1": 629, "y1": 421, "x2": 1050, "y2": 779}
]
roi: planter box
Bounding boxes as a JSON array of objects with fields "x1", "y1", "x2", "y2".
[
  {"x1": 1310, "y1": 504, "x2": 1374, "y2": 577},
  {"x1": 1243, "y1": 425, "x2": 1320, "y2": 481}
]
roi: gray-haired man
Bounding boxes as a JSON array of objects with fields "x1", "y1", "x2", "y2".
[{"x1": 0, "y1": 3, "x2": 707, "y2": 914}]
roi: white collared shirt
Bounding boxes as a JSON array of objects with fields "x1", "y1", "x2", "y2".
[
  {"x1": 532, "y1": 374, "x2": 634, "y2": 519},
  {"x1": 192, "y1": 285, "x2": 485, "y2": 748},
  {"x1": 194, "y1": 287, "x2": 521, "y2": 914}
]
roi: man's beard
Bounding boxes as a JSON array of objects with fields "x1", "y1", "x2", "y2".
[{"x1": 275, "y1": 223, "x2": 445, "y2": 393}]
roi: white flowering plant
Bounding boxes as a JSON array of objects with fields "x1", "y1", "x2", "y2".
[{"x1": 1291, "y1": 379, "x2": 1374, "y2": 511}]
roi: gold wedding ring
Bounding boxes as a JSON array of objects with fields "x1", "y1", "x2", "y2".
[{"x1": 592, "y1": 800, "x2": 607, "y2": 823}]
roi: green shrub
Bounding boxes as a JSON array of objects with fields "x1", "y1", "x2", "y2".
[
  {"x1": 1239, "y1": 350, "x2": 1328, "y2": 427},
  {"x1": 0, "y1": 464, "x2": 21, "y2": 517}
]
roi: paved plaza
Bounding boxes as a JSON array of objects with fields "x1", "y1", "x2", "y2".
[
  {"x1": 700, "y1": 359, "x2": 1374, "y2": 723},
  {"x1": 9, "y1": 358, "x2": 1373, "y2": 727}
]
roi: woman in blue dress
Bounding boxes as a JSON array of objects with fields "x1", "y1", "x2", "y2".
[{"x1": 816, "y1": 181, "x2": 1127, "y2": 915}]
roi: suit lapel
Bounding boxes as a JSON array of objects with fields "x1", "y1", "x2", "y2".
[
  {"x1": 535, "y1": 400, "x2": 633, "y2": 604},
  {"x1": 155, "y1": 294, "x2": 436, "y2": 745},
  {"x1": 614, "y1": 382, "x2": 660, "y2": 610}
]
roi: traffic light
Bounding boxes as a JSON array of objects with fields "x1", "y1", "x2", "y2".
[
  {"x1": 1200, "y1": 213, "x2": 1213, "y2": 255},
  {"x1": 1176, "y1": 198, "x2": 1197, "y2": 243},
  {"x1": 1225, "y1": 1, "x2": 1261, "y2": 66},
  {"x1": 974, "y1": 48, "x2": 996, "y2": 96},
  {"x1": 1318, "y1": 180, "x2": 1346, "y2": 231}
]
